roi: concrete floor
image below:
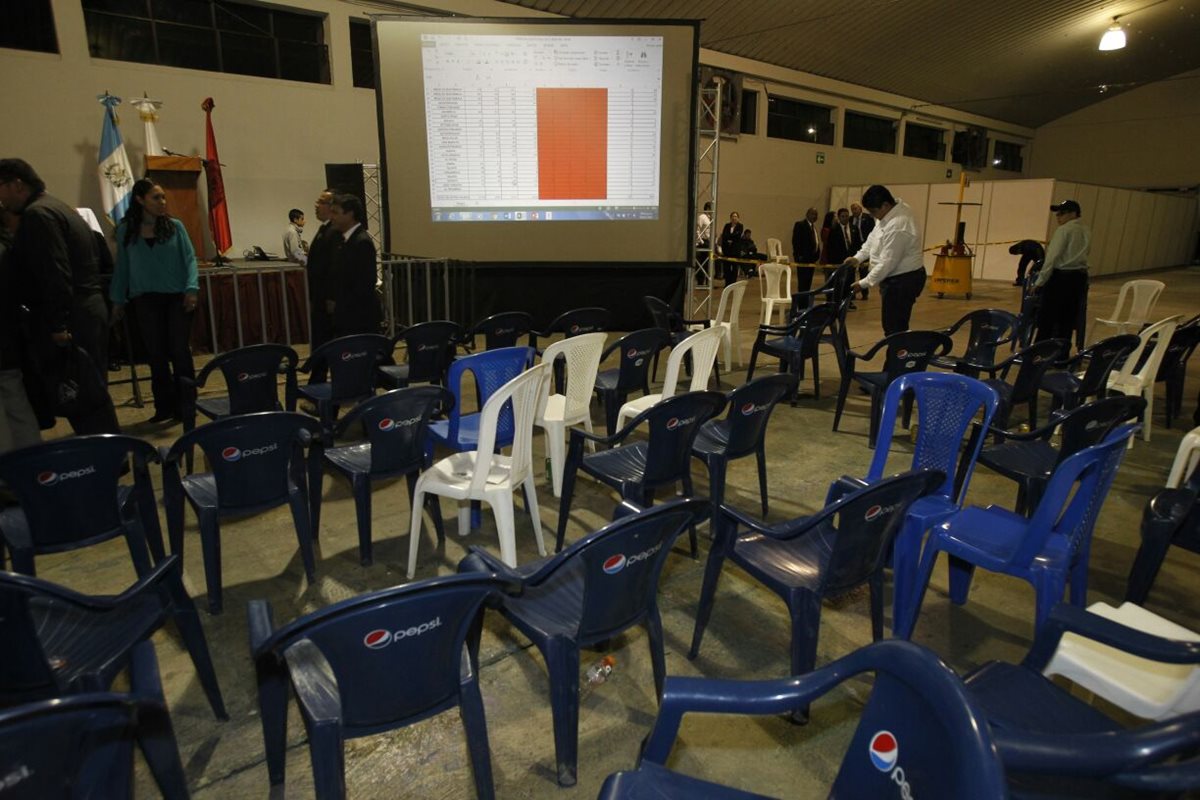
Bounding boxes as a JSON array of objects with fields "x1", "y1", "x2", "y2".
[{"x1": 26, "y1": 265, "x2": 1200, "y2": 798}]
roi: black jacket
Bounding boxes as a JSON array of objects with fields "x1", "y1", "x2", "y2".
[
  {"x1": 792, "y1": 219, "x2": 821, "y2": 264},
  {"x1": 331, "y1": 226, "x2": 382, "y2": 336},
  {"x1": 306, "y1": 220, "x2": 337, "y2": 305},
  {"x1": 13, "y1": 192, "x2": 102, "y2": 334}
]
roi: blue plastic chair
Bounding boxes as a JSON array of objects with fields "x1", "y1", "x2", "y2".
[
  {"x1": 931, "y1": 308, "x2": 1019, "y2": 376},
  {"x1": 1125, "y1": 479, "x2": 1200, "y2": 605},
  {"x1": 691, "y1": 374, "x2": 797, "y2": 520},
  {"x1": 161, "y1": 411, "x2": 322, "y2": 614},
  {"x1": 249, "y1": 573, "x2": 510, "y2": 799},
  {"x1": 598, "y1": 640, "x2": 1007, "y2": 800},
  {"x1": 745, "y1": 302, "x2": 837, "y2": 402},
  {"x1": 184, "y1": 342, "x2": 299, "y2": 423},
  {"x1": 297, "y1": 333, "x2": 392, "y2": 435},
  {"x1": 690, "y1": 469, "x2": 944, "y2": 722},
  {"x1": 532, "y1": 307, "x2": 610, "y2": 351},
  {"x1": 0, "y1": 434, "x2": 165, "y2": 579},
  {"x1": 832, "y1": 330, "x2": 954, "y2": 447},
  {"x1": 1038, "y1": 333, "x2": 1140, "y2": 413},
  {"x1": 971, "y1": 338, "x2": 1069, "y2": 432},
  {"x1": 457, "y1": 499, "x2": 708, "y2": 787},
  {"x1": 429, "y1": 346, "x2": 534, "y2": 454},
  {"x1": 0, "y1": 690, "x2": 189, "y2": 799},
  {"x1": 900, "y1": 424, "x2": 1140, "y2": 638},
  {"x1": 377, "y1": 320, "x2": 463, "y2": 390},
  {"x1": 0, "y1": 555, "x2": 226, "y2": 720},
  {"x1": 555, "y1": 391, "x2": 727, "y2": 556},
  {"x1": 592, "y1": 328, "x2": 672, "y2": 437},
  {"x1": 311, "y1": 386, "x2": 454, "y2": 566},
  {"x1": 965, "y1": 604, "x2": 1200, "y2": 798},
  {"x1": 977, "y1": 394, "x2": 1145, "y2": 516},
  {"x1": 827, "y1": 373, "x2": 999, "y2": 636},
  {"x1": 460, "y1": 311, "x2": 534, "y2": 352}
]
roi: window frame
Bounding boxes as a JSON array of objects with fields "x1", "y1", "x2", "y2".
[{"x1": 766, "y1": 94, "x2": 835, "y2": 145}]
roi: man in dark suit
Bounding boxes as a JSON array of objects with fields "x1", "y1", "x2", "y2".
[
  {"x1": 849, "y1": 202, "x2": 876, "y2": 300},
  {"x1": 303, "y1": 189, "x2": 337, "y2": 383},
  {"x1": 823, "y1": 207, "x2": 854, "y2": 267},
  {"x1": 791, "y1": 207, "x2": 821, "y2": 292},
  {"x1": 327, "y1": 193, "x2": 381, "y2": 337}
]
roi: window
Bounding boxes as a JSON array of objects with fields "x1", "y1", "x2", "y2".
[
  {"x1": 82, "y1": 0, "x2": 329, "y2": 84},
  {"x1": 349, "y1": 18, "x2": 375, "y2": 89},
  {"x1": 766, "y1": 95, "x2": 834, "y2": 144},
  {"x1": 992, "y1": 140, "x2": 1024, "y2": 172},
  {"x1": 952, "y1": 127, "x2": 989, "y2": 170},
  {"x1": 843, "y1": 111, "x2": 896, "y2": 154},
  {"x1": 903, "y1": 122, "x2": 946, "y2": 161},
  {"x1": 2, "y1": 0, "x2": 59, "y2": 54},
  {"x1": 738, "y1": 90, "x2": 757, "y2": 135}
]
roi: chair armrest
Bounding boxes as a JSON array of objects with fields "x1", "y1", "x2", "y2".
[
  {"x1": 679, "y1": 317, "x2": 710, "y2": 328},
  {"x1": 572, "y1": 420, "x2": 634, "y2": 448},
  {"x1": 457, "y1": 546, "x2": 547, "y2": 589},
  {"x1": 826, "y1": 475, "x2": 868, "y2": 506},
  {"x1": 283, "y1": 639, "x2": 343, "y2": 726},
  {"x1": 612, "y1": 500, "x2": 645, "y2": 521},
  {"x1": 717, "y1": 502, "x2": 821, "y2": 542},
  {"x1": 1023, "y1": 604, "x2": 1200, "y2": 671},
  {"x1": 641, "y1": 670, "x2": 847, "y2": 763},
  {"x1": 990, "y1": 719, "x2": 1200, "y2": 778},
  {"x1": 247, "y1": 599, "x2": 277, "y2": 656}
]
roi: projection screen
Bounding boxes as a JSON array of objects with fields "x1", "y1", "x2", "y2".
[{"x1": 374, "y1": 17, "x2": 699, "y2": 264}]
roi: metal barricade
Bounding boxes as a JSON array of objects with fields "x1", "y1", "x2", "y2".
[
  {"x1": 197, "y1": 261, "x2": 310, "y2": 356},
  {"x1": 379, "y1": 257, "x2": 474, "y2": 334}
]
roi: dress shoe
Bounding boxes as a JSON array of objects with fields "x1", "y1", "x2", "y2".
[{"x1": 146, "y1": 410, "x2": 174, "y2": 424}]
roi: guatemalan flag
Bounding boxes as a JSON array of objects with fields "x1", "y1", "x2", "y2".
[{"x1": 97, "y1": 93, "x2": 134, "y2": 226}]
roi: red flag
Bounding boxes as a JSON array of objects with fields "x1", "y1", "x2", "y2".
[{"x1": 201, "y1": 97, "x2": 232, "y2": 255}]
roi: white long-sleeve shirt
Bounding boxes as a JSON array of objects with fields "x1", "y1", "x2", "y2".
[
  {"x1": 1033, "y1": 218, "x2": 1090, "y2": 288},
  {"x1": 851, "y1": 199, "x2": 924, "y2": 288},
  {"x1": 283, "y1": 223, "x2": 307, "y2": 265}
]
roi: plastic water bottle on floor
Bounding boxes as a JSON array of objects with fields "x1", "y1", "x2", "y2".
[{"x1": 582, "y1": 655, "x2": 616, "y2": 700}]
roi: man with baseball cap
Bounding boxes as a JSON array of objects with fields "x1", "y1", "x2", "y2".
[{"x1": 1033, "y1": 199, "x2": 1089, "y2": 347}]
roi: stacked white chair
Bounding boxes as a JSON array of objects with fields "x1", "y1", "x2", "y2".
[
  {"x1": 689, "y1": 280, "x2": 748, "y2": 369},
  {"x1": 408, "y1": 362, "x2": 549, "y2": 578},
  {"x1": 1094, "y1": 279, "x2": 1165, "y2": 339},
  {"x1": 758, "y1": 262, "x2": 792, "y2": 326},
  {"x1": 615, "y1": 325, "x2": 723, "y2": 432},
  {"x1": 1107, "y1": 315, "x2": 1179, "y2": 441},
  {"x1": 535, "y1": 332, "x2": 606, "y2": 497}
]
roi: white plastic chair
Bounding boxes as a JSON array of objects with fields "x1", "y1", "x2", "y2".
[
  {"x1": 1094, "y1": 279, "x2": 1165, "y2": 338},
  {"x1": 765, "y1": 237, "x2": 788, "y2": 264},
  {"x1": 1107, "y1": 316, "x2": 1179, "y2": 442},
  {"x1": 615, "y1": 325, "x2": 723, "y2": 432},
  {"x1": 1043, "y1": 601, "x2": 1200, "y2": 720},
  {"x1": 1166, "y1": 425, "x2": 1200, "y2": 488},
  {"x1": 408, "y1": 362, "x2": 549, "y2": 578},
  {"x1": 689, "y1": 280, "x2": 748, "y2": 369},
  {"x1": 758, "y1": 262, "x2": 792, "y2": 326},
  {"x1": 535, "y1": 332, "x2": 606, "y2": 498}
]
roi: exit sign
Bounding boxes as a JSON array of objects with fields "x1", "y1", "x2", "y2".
[{"x1": 816, "y1": 152, "x2": 826, "y2": 164}]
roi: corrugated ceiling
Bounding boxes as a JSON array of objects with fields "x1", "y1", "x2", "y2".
[{"x1": 492, "y1": 0, "x2": 1200, "y2": 127}]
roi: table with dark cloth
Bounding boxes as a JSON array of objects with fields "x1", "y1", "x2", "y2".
[{"x1": 192, "y1": 260, "x2": 310, "y2": 355}]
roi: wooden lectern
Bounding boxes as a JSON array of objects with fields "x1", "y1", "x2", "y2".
[{"x1": 145, "y1": 154, "x2": 205, "y2": 259}]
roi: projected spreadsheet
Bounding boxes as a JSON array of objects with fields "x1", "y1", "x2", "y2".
[{"x1": 421, "y1": 34, "x2": 662, "y2": 222}]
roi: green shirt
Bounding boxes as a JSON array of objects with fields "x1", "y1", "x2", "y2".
[
  {"x1": 1034, "y1": 218, "x2": 1090, "y2": 288},
  {"x1": 110, "y1": 218, "x2": 199, "y2": 303}
]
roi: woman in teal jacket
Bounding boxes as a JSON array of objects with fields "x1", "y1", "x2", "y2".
[{"x1": 110, "y1": 179, "x2": 199, "y2": 423}]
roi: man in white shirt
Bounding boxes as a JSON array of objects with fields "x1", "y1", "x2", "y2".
[
  {"x1": 1034, "y1": 199, "x2": 1090, "y2": 347},
  {"x1": 282, "y1": 208, "x2": 307, "y2": 265},
  {"x1": 695, "y1": 201, "x2": 712, "y2": 285},
  {"x1": 843, "y1": 185, "x2": 926, "y2": 335}
]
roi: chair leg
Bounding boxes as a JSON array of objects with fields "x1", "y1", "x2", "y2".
[
  {"x1": 832, "y1": 375, "x2": 851, "y2": 432},
  {"x1": 787, "y1": 592, "x2": 823, "y2": 723},
  {"x1": 869, "y1": 572, "x2": 885, "y2": 642},
  {"x1": 409, "y1": 472, "x2": 446, "y2": 545},
  {"x1": 746, "y1": 347, "x2": 759, "y2": 382},
  {"x1": 544, "y1": 637, "x2": 582, "y2": 787},
  {"x1": 895, "y1": 543, "x2": 940, "y2": 640},
  {"x1": 1125, "y1": 529, "x2": 1177, "y2": 606},
  {"x1": 1033, "y1": 571, "x2": 1068, "y2": 634},
  {"x1": 288, "y1": 488, "x2": 317, "y2": 581},
  {"x1": 309, "y1": 460, "x2": 325, "y2": 544},
  {"x1": 197, "y1": 512, "x2": 224, "y2": 615},
  {"x1": 351, "y1": 475, "x2": 374, "y2": 566},
  {"x1": 867, "y1": 391, "x2": 882, "y2": 449},
  {"x1": 547, "y1": 424, "x2": 567, "y2": 498},
  {"x1": 645, "y1": 606, "x2": 667, "y2": 699},
  {"x1": 306, "y1": 720, "x2": 347, "y2": 800},
  {"x1": 165, "y1": 576, "x2": 228, "y2": 719},
  {"x1": 459, "y1": 672, "x2": 497, "y2": 800},
  {"x1": 556, "y1": 460, "x2": 580, "y2": 553},
  {"x1": 407, "y1": 485, "x2": 427, "y2": 580},
  {"x1": 689, "y1": 542, "x2": 728, "y2": 659},
  {"x1": 491, "y1": 494, "x2": 518, "y2": 568},
  {"x1": 127, "y1": 642, "x2": 190, "y2": 799},
  {"x1": 811, "y1": 353, "x2": 821, "y2": 400},
  {"x1": 255, "y1": 656, "x2": 290, "y2": 785},
  {"x1": 947, "y1": 555, "x2": 975, "y2": 605},
  {"x1": 681, "y1": 473, "x2": 698, "y2": 559},
  {"x1": 523, "y1": 475, "x2": 546, "y2": 557},
  {"x1": 889, "y1": 517, "x2": 923, "y2": 637}
]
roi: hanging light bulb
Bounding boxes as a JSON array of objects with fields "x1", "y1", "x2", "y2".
[{"x1": 1099, "y1": 18, "x2": 1126, "y2": 50}]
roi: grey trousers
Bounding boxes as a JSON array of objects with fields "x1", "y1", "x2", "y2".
[{"x1": 0, "y1": 368, "x2": 42, "y2": 454}]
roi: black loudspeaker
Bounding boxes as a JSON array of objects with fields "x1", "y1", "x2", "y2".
[{"x1": 324, "y1": 163, "x2": 367, "y2": 230}]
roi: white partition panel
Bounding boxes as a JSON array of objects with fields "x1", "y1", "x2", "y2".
[{"x1": 977, "y1": 179, "x2": 1055, "y2": 280}]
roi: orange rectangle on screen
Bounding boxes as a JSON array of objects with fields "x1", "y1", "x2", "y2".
[{"x1": 536, "y1": 88, "x2": 607, "y2": 200}]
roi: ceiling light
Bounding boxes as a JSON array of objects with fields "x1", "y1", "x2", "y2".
[
  {"x1": 1099, "y1": 18, "x2": 1125, "y2": 51},
  {"x1": 806, "y1": 125, "x2": 816, "y2": 135}
]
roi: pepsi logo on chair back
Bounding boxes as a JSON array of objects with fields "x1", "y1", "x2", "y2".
[
  {"x1": 665, "y1": 416, "x2": 697, "y2": 431},
  {"x1": 864, "y1": 502, "x2": 902, "y2": 522},
  {"x1": 868, "y1": 730, "x2": 914, "y2": 798},
  {"x1": 237, "y1": 371, "x2": 268, "y2": 382},
  {"x1": 601, "y1": 542, "x2": 664, "y2": 575},
  {"x1": 36, "y1": 466, "x2": 96, "y2": 487},
  {"x1": 741, "y1": 402, "x2": 769, "y2": 416},
  {"x1": 362, "y1": 616, "x2": 442, "y2": 649},
  {"x1": 378, "y1": 416, "x2": 421, "y2": 432},
  {"x1": 221, "y1": 443, "x2": 279, "y2": 462},
  {"x1": 341, "y1": 350, "x2": 368, "y2": 362}
]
